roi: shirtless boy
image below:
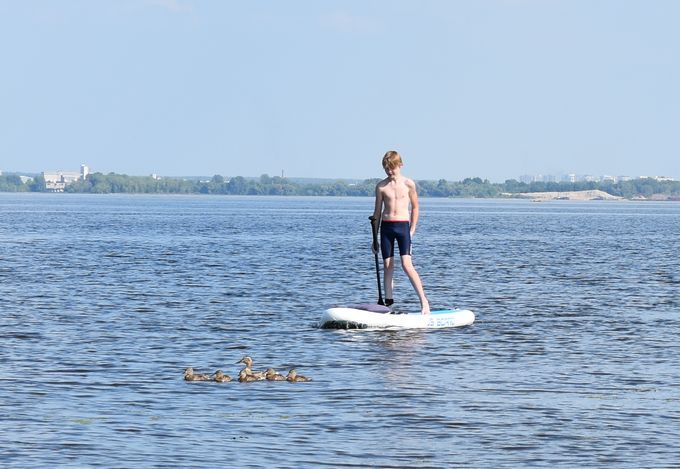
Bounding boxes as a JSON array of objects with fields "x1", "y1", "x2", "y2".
[{"x1": 371, "y1": 150, "x2": 430, "y2": 314}]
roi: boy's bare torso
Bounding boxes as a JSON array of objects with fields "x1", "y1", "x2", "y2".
[{"x1": 377, "y1": 176, "x2": 414, "y2": 221}]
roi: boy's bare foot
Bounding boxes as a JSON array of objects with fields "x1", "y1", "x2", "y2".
[{"x1": 421, "y1": 302, "x2": 430, "y2": 315}]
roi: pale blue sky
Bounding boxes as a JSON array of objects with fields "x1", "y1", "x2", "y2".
[{"x1": 1, "y1": 0, "x2": 678, "y2": 181}]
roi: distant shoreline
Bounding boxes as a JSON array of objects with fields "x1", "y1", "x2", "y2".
[{"x1": 2, "y1": 172, "x2": 680, "y2": 200}]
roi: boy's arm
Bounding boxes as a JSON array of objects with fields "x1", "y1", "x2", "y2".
[
  {"x1": 372, "y1": 184, "x2": 383, "y2": 222},
  {"x1": 408, "y1": 179, "x2": 419, "y2": 236}
]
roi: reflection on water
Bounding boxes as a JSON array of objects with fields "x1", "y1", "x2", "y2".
[
  {"x1": 331, "y1": 329, "x2": 431, "y2": 384},
  {"x1": 1, "y1": 194, "x2": 679, "y2": 467}
]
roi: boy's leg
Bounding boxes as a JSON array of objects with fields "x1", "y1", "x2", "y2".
[
  {"x1": 380, "y1": 223, "x2": 396, "y2": 306},
  {"x1": 383, "y1": 257, "x2": 395, "y2": 304},
  {"x1": 400, "y1": 255, "x2": 430, "y2": 314}
]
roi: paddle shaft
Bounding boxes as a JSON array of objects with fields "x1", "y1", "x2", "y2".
[{"x1": 369, "y1": 216, "x2": 385, "y2": 305}]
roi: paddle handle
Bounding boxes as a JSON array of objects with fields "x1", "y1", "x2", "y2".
[{"x1": 369, "y1": 216, "x2": 380, "y2": 252}]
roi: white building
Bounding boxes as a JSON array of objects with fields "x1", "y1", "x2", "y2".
[{"x1": 43, "y1": 164, "x2": 90, "y2": 192}]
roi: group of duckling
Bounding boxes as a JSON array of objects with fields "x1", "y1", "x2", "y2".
[{"x1": 183, "y1": 355, "x2": 312, "y2": 383}]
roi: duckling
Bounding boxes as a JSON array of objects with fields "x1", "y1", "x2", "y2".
[
  {"x1": 184, "y1": 367, "x2": 211, "y2": 381},
  {"x1": 235, "y1": 356, "x2": 266, "y2": 379},
  {"x1": 265, "y1": 368, "x2": 286, "y2": 381},
  {"x1": 286, "y1": 369, "x2": 312, "y2": 382},
  {"x1": 242, "y1": 367, "x2": 266, "y2": 380},
  {"x1": 238, "y1": 369, "x2": 260, "y2": 383},
  {"x1": 212, "y1": 370, "x2": 232, "y2": 383}
]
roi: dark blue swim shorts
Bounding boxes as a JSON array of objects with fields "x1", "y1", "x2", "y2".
[{"x1": 380, "y1": 221, "x2": 412, "y2": 259}]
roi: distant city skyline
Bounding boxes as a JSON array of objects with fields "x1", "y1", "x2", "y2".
[
  {"x1": 1, "y1": 2, "x2": 679, "y2": 182},
  {"x1": 518, "y1": 173, "x2": 676, "y2": 184}
]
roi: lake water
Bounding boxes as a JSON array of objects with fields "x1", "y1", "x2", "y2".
[{"x1": 1, "y1": 193, "x2": 678, "y2": 467}]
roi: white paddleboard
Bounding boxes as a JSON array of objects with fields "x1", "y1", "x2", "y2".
[{"x1": 319, "y1": 305, "x2": 475, "y2": 330}]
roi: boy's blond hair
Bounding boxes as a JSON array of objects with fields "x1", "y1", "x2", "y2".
[{"x1": 382, "y1": 150, "x2": 403, "y2": 170}]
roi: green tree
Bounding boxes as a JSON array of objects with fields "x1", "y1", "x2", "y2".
[{"x1": 0, "y1": 174, "x2": 28, "y2": 192}]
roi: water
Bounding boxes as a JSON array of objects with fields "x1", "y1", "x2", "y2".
[{"x1": 1, "y1": 193, "x2": 678, "y2": 467}]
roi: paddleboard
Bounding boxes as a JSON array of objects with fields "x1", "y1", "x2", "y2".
[{"x1": 319, "y1": 304, "x2": 475, "y2": 330}]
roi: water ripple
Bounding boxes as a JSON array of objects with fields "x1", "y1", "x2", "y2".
[{"x1": 1, "y1": 195, "x2": 679, "y2": 467}]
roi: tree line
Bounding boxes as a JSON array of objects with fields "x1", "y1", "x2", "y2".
[{"x1": 1, "y1": 172, "x2": 680, "y2": 199}]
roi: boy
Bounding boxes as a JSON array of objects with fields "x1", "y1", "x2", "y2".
[{"x1": 371, "y1": 150, "x2": 430, "y2": 314}]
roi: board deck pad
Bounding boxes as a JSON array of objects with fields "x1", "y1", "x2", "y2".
[{"x1": 352, "y1": 303, "x2": 391, "y2": 313}]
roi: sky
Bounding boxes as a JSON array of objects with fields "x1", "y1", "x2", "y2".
[{"x1": 1, "y1": 0, "x2": 678, "y2": 182}]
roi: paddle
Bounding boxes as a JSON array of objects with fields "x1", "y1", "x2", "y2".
[{"x1": 368, "y1": 216, "x2": 385, "y2": 305}]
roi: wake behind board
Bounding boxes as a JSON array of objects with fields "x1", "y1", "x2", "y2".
[{"x1": 319, "y1": 304, "x2": 475, "y2": 330}]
